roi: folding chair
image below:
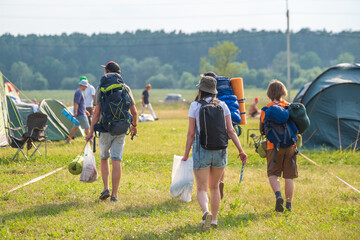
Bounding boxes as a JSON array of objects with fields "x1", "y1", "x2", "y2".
[{"x1": 9, "y1": 112, "x2": 48, "y2": 160}]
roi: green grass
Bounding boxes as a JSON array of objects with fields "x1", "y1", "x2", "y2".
[{"x1": 1, "y1": 97, "x2": 359, "y2": 239}]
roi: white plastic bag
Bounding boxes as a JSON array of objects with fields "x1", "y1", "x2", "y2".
[
  {"x1": 80, "y1": 142, "x2": 98, "y2": 183},
  {"x1": 170, "y1": 155, "x2": 194, "y2": 202}
]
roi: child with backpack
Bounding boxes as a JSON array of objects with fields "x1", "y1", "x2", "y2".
[
  {"x1": 181, "y1": 76, "x2": 248, "y2": 231},
  {"x1": 259, "y1": 80, "x2": 298, "y2": 212}
]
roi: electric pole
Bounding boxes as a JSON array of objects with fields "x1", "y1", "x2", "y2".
[{"x1": 286, "y1": 0, "x2": 291, "y2": 101}]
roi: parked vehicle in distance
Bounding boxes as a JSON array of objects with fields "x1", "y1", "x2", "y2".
[{"x1": 160, "y1": 94, "x2": 186, "y2": 103}]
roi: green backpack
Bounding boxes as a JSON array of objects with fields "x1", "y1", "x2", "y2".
[
  {"x1": 288, "y1": 103, "x2": 310, "y2": 134},
  {"x1": 251, "y1": 134, "x2": 267, "y2": 158}
]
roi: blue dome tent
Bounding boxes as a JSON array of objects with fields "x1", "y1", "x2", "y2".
[{"x1": 293, "y1": 63, "x2": 360, "y2": 150}]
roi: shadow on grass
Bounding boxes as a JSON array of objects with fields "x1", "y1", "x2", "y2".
[
  {"x1": 0, "y1": 202, "x2": 79, "y2": 223},
  {"x1": 122, "y1": 211, "x2": 273, "y2": 239},
  {"x1": 101, "y1": 198, "x2": 184, "y2": 218},
  {"x1": 122, "y1": 222, "x2": 202, "y2": 240}
]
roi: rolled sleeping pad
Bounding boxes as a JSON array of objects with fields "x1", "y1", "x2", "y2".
[
  {"x1": 230, "y1": 77, "x2": 247, "y2": 125},
  {"x1": 61, "y1": 108, "x2": 80, "y2": 126}
]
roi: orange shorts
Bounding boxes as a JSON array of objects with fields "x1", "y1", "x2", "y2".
[{"x1": 266, "y1": 146, "x2": 298, "y2": 179}]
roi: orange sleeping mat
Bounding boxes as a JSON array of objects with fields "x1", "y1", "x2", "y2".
[{"x1": 230, "y1": 77, "x2": 247, "y2": 125}]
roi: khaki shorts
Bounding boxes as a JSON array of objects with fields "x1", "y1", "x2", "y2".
[
  {"x1": 266, "y1": 146, "x2": 298, "y2": 179},
  {"x1": 99, "y1": 132, "x2": 125, "y2": 161}
]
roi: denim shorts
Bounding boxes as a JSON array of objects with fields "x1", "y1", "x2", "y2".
[
  {"x1": 99, "y1": 132, "x2": 126, "y2": 161},
  {"x1": 74, "y1": 115, "x2": 90, "y2": 129},
  {"x1": 192, "y1": 135, "x2": 227, "y2": 170}
]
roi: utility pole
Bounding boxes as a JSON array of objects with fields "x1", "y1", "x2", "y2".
[{"x1": 286, "y1": 0, "x2": 291, "y2": 101}]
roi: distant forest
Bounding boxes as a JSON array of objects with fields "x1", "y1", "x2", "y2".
[{"x1": 0, "y1": 29, "x2": 359, "y2": 90}]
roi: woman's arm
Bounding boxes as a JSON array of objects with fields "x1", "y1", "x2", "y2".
[
  {"x1": 226, "y1": 115, "x2": 248, "y2": 164},
  {"x1": 181, "y1": 117, "x2": 196, "y2": 161}
]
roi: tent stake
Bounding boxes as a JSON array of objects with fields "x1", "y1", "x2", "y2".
[
  {"x1": 337, "y1": 118, "x2": 342, "y2": 152},
  {"x1": 354, "y1": 124, "x2": 360, "y2": 153}
]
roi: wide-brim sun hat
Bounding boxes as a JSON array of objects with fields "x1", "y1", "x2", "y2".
[
  {"x1": 196, "y1": 76, "x2": 218, "y2": 94},
  {"x1": 79, "y1": 79, "x2": 89, "y2": 86}
]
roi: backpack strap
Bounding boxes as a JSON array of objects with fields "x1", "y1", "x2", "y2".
[{"x1": 197, "y1": 99, "x2": 208, "y2": 106}]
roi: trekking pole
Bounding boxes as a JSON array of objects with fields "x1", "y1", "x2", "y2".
[{"x1": 239, "y1": 163, "x2": 245, "y2": 184}]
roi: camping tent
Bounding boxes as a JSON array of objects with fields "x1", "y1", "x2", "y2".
[
  {"x1": 0, "y1": 72, "x2": 84, "y2": 147},
  {"x1": 293, "y1": 63, "x2": 360, "y2": 150}
]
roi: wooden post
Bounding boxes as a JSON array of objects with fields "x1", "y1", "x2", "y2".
[
  {"x1": 337, "y1": 118, "x2": 342, "y2": 152},
  {"x1": 353, "y1": 124, "x2": 360, "y2": 153}
]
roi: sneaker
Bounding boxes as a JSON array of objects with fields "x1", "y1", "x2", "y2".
[
  {"x1": 211, "y1": 224, "x2": 218, "y2": 229},
  {"x1": 219, "y1": 182, "x2": 224, "y2": 200},
  {"x1": 110, "y1": 196, "x2": 118, "y2": 202},
  {"x1": 275, "y1": 196, "x2": 284, "y2": 212},
  {"x1": 99, "y1": 189, "x2": 110, "y2": 200},
  {"x1": 202, "y1": 212, "x2": 212, "y2": 232}
]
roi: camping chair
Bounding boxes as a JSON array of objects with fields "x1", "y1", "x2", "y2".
[{"x1": 8, "y1": 112, "x2": 48, "y2": 160}]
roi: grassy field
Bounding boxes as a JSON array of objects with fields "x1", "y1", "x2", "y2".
[{"x1": 1, "y1": 91, "x2": 359, "y2": 239}]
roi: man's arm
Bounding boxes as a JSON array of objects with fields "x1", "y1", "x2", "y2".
[
  {"x1": 86, "y1": 104, "x2": 100, "y2": 141},
  {"x1": 73, "y1": 103, "x2": 79, "y2": 117},
  {"x1": 129, "y1": 105, "x2": 138, "y2": 135}
]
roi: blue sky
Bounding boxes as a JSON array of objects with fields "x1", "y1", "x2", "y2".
[{"x1": 0, "y1": 0, "x2": 359, "y2": 35}]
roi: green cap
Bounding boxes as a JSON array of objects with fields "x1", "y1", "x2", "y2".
[{"x1": 79, "y1": 76, "x2": 87, "y2": 82}]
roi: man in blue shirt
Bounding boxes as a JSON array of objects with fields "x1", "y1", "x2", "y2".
[{"x1": 66, "y1": 80, "x2": 90, "y2": 144}]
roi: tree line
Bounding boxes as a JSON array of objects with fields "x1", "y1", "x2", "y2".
[{"x1": 0, "y1": 29, "x2": 358, "y2": 90}]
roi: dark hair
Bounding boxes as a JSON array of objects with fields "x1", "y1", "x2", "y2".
[{"x1": 198, "y1": 90, "x2": 220, "y2": 104}]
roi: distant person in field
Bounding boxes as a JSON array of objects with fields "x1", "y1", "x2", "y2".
[
  {"x1": 182, "y1": 76, "x2": 248, "y2": 231},
  {"x1": 259, "y1": 80, "x2": 298, "y2": 212},
  {"x1": 141, "y1": 83, "x2": 158, "y2": 120},
  {"x1": 82, "y1": 76, "x2": 96, "y2": 125},
  {"x1": 86, "y1": 61, "x2": 138, "y2": 202},
  {"x1": 66, "y1": 80, "x2": 90, "y2": 144},
  {"x1": 249, "y1": 97, "x2": 260, "y2": 117}
]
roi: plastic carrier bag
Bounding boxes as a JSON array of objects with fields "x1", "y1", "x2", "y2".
[
  {"x1": 80, "y1": 142, "x2": 98, "y2": 183},
  {"x1": 170, "y1": 155, "x2": 194, "y2": 202}
]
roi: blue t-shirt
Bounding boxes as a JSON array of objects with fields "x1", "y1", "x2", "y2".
[
  {"x1": 142, "y1": 90, "x2": 149, "y2": 104},
  {"x1": 74, "y1": 89, "x2": 86, "y2": 116}
]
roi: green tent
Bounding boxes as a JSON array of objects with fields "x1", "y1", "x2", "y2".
[
  {"x1": 38, "y1": 99, "x2": 83, "y2": 140},
  {"x1": 294, "y1": 63, "x2": 360, "y2": 150},
  {"x1": 0, "y1": 72, "x2": 84, "y2": 145}
]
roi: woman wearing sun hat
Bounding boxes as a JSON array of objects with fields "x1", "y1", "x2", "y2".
[{"x1": 181, "y1": 76, "x2": 248, "y2": 231}]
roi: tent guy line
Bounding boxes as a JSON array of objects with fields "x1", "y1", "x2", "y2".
[
  {"x1": 6, "y1": 167, "x2": 65, "y2": 194},
  {"x1": 299, "y1": 152, "x2": 360, "y2": 194}
]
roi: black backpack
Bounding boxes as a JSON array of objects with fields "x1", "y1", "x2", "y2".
[
  {"x1": 198, "y1": 100, "x2": 228, "y2": 150},
  {"x1": 94, "y1": 73, "x2": 132, "y2": 136}
]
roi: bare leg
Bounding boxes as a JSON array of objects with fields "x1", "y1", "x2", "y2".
[
  {"x1": 194, "y1": 168, "x2": 210, "y2": 213},
  {"x1": 101, "y1": 158, "x2": 110, "y2": 191},
  {"x1": 208, "y1": 167, "x2": 225, "y2": 220},
  {"x1": 66, "y1": 127, "x2": 79, "y2": 143},
  {"x1": 284, "y1": 178, "x2": 294, "y2": 202},
  {"x1": 111, "y1": 160, "x2": 122, "y2": 197},
  {"x1": 268, "y1": 175, "x2": 281, "y2": 193}
]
